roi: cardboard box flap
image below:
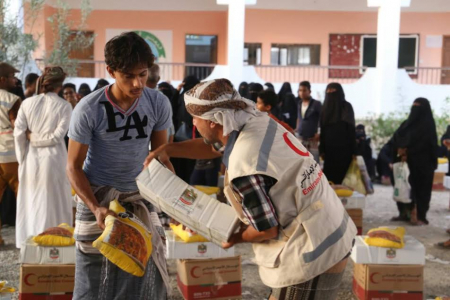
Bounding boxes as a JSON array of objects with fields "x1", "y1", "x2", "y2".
[{"x1": 351, "y1": 235, "x2": 425, "y2": 265}]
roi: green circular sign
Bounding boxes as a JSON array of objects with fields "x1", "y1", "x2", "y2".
[{"x1": 134, "y1": 31, "x2": 166, "y2": 60}]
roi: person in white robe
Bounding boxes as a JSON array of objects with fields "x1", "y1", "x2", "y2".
[{"x1": 14, "y1": 67, "x2": 73, "y2": 248}]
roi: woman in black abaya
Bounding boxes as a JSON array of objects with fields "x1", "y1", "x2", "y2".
[
  {"x1": 319, "y1": 83, "x2": 356, "y2": 184},
  {"x1": 393, "y1": 98, "x2": 437, "y2": 225}
]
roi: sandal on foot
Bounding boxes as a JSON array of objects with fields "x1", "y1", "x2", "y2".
[{"x1": 435, "y1": 241, "x2": 450, "y2": 249}]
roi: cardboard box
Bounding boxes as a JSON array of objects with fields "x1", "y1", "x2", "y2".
[
  {"x1": 433, "y1": 172, "x2": 445, "y2": 190},
  {"x1": 137, "y1": 160, "x2": 240, "y2": 245},
  {"x1": 340, "y1": 192, "x2": 366, "y2": 209},
  {"x1": 177, "y1": 256, "x2": 242, "y2": 300},
  {"x1": 352, "y1": 263, "x2": 423, "y2": 300},
  {"x1": 166, "y1": 231, "x2": 235, "y2": 260},
  {"x1": 351, "y1": 235, "x2": 425, "y2": 265},
  {"x1": 444, "y1": 175, "x2": 450, "y2": 189},
  {"x1": 20, "y1": 238, "x2": 75, "y2": 265},
  {"x1": 435, "y1": 162, "x2": 449, "y2": 173},
  {"x1": 19, "y1": 264, "x2": 75, "y2": 300},
  {"x1": 347, "y1": 208, "x2": 363, "y2": 227}
]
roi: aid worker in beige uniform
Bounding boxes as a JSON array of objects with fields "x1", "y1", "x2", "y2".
[{"x1": 145, "y1": 78, "x2": 357, "y2": 300}]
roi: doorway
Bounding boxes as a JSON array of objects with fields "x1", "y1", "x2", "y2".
[
  {"x1": 441, "y1": 36, "x2": 450, "y2": 84},
  {"x1": 185, "y1": 34, "x2": 217, "y2": 80}
]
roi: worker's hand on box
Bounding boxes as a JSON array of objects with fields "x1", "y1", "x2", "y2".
[
  {"x1": 143, "y1": 144, "x2": 174, "y2": 173},
  {"x1": 93, "y1": 206, "x2": 117, "y2": 230},
  {"x1": 222, "y1": 224, "x2": 247, "y2": 249}
]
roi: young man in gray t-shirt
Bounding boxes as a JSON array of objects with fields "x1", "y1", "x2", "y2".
[{"x1": 67, "y1": 32, "x2": 173, "y2": 299}]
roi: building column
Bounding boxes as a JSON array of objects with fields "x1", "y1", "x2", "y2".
[
  {"x1": 368, "y1": 0, "x2": 410, "y2": 114},
  {"x1": 217, "y1": 0, "x2": 256, "y2": 87}
]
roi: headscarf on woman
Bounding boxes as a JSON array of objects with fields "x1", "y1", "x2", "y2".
[
  {"x1": 277, "y1": 82, "x2": 292, "y2": 104},
  {"x1": 78, "y1": 83, "x2": 92, "y2": 98},
  {"x1": 94, "y1": 79, "x2": 110, "y2": 91},
  {"x1": 320, "y1": 82, "x2": 355, "y2": 127},
  {"x1": 238, "y1": 82, "x2": 249, "y2": 99},
  {"x1": 395, "y1": 98, "x2": 437, "y2": 163},
  {"x1": 264, "y1": 82, "x2": 274, "y2": 91},
  {"x1": 36, "y1": 66, "x2": 67, "y2": 94}
]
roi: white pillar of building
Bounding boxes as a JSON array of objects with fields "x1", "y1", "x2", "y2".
[
  {"x1": 4, "y1": 0, "x2": 24, "y2": 30},
  {"x1": 217, "y1": 0, "x2": 256, "y2": 87},
  {"x1": 368, "y1": 0, "x2": 411, "y2": 114}
]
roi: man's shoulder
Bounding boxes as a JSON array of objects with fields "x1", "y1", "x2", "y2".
[
  {"x1": 140, "y1": 87, "x2": 171, "y2": 110},
  {"x1": 0, "y1": 89, "x2": 19, "y2": 102}
]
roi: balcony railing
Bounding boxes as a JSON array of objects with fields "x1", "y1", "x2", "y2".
[
  {"x1": 254, "y1": 65, "x2": 367, "y2": 84},
  {"x1": 34, "y1": 59, "x2": 450, "y2": 85},
  {"x1": 35, "y1": 59, "x2": 216, "y2": 82}
]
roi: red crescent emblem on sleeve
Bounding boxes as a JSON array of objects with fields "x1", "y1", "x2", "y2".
[{"x1": 283, "y1": 132, "x2": 310, "y2": 157}]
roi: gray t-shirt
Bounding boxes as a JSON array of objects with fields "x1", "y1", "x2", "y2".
[{"x1": 69, "y1": 85, "x2": 172, "y2": 191}]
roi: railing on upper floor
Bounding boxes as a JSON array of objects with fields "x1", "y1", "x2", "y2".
[
  {"x1": 254, "y1": 65, "x2": 368, "y2": 84},
  {"x1": 34, "y1": 59, "x2": 450, "y2": 86}
]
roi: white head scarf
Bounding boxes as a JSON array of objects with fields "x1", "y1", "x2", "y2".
[{"x1": 184, "y1": 79, "x2": 265, "y2": 136}]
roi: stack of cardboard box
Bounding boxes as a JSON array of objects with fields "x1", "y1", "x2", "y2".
[
  {"x1": 434, "y1": 160, "x2": 448, "y2": 190},
  {"x1": 19, "y1": 238, "x2": 76, "y2": 299},
  {"x1": 346, "y1": 208, "x2": 363, "y2": 235},
  {"x1": 338, "y1": 191, "x2": 365, "y2": 235},
  {"x1": 351, "y1": 235, "x2": 425, "y2": 300}
]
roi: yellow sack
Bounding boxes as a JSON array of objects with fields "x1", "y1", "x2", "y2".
[
  {"x1": 33, "y1": 223, "x2": 75, "y2": 246},
  {"x1": 170, "y1": 223, "x2": 209, "y2": 243},
  {"x1": 438, "y1": 157, "x2": 448, "y2": 164},
  {"x1": 194, "y1": 186, "x2": 220, "y2": 196},
  {"x1": 365, "y1": 227, "x2": 405, "y2": 249},
  {"x1": 342, "y1": 159, "x2": 367, "y2": 195},
  {"x1": 335, "y1": 189, "x2": 353, "y2": 198},
  {"x1": 0, "y1": 281, "x2": 15, "y2": 293},
  {"x1": 93, "y1": 200, "x2": 152, "y2": 277}
]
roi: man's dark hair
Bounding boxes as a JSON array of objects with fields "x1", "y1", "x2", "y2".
[
  {"x1": 258, "y1": 90, "x2": 278, "y2": 109},
  {"x1": 25, "y1": 73, "x2": 39, "y2": 88},
  {"x1": 105, "y1": 32, "x2": 155, "y2": 72},
  {"x1": 62, "y1": 83, "x2": 76, "y2": 92},
  {"x1": 299, "y1": 81, "x2": 311, "y2": 91}
]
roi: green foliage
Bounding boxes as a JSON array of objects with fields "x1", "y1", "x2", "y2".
[
  {"x1": 45, "y1": 0, "x2": 95, "y2": 77},
  {"x1": 0, "y1": 0, "x2": 44, "y2": 74}
]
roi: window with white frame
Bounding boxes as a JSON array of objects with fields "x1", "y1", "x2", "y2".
[
  {"x1": 244, "y1": 43, "x2": 262, "y2": 65},
  {"x1": 361, "y1": 34, "x2": 419, "y2": 74},
  {"x1": 270, "y1": 44, "x2": 320, "y2": 66}
]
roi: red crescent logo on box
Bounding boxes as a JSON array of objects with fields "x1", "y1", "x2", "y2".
[
  {"x1": 24, "y1": 274, "x2": 37, "y2": 286},
  {"x1": 370, "y1": 272, "x2": 380, "y2": 284},
  {"x1": 283, "y1": 132, "x2": 310, "y2": 157},
  {"x1": 190, "y1": 266, "x2": 201, "y2": 279}
]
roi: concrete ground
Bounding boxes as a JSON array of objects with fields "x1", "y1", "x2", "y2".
[{"x1": 1, "y1": 184, "x2": 449, "y2": 299}]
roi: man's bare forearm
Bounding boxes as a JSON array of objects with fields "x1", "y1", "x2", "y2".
[
  {"x1": 66, "y1": 166, "x2": 99, "y2": 213},
  {"x1": 165, "y1": 138, "x2": 222, "y2": 160}
]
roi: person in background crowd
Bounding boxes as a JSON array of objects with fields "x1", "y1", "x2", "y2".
[
  {"x1": 62, "y1": 83, "x2": 78, "y2": 109},
  {"x1": 393, "y1": 98, "x2": 437, "y2": 226},
  {"x1": 277, "y1": 82, "x2": 292, "y2": 104},
  {"x1": 0, "y1": 63, "x2": 21, "y2": 246},
  {"x1": 14, "y1": 66, "x2": 73, "y2": 249},
  {"x1": 319, "y1": 82, "x2": 356, "y2": 184},
  {"x1": 24, "y1": 73, "x2": 39, "y2": 98},
  {"x1": 376, "y1": 138, "x2": 394, "y2": 185},
  {"x1": 355, "y1": 124, "x2": 375, "y2": 179},
  {"x1": 146, "y1": 78, "x2": 356, "y2": 300},
  {"x1": 67, "y1": 32, "x2": 170, "y2": 299},
  {"x1": 77, "y1": 83, "x2": 92, "y2": 100},
  {"x1": 10, "y1": 78, "x2": 25, "y2": 100},
  {"x1": 93, "y1": 79, "x2": 109, "y2": 91},
  {"x1": 438, "y1": 125, "x2": 450, "y2": 175},
  {"x1": 264, "y1": 82, "x2": 274, "y2": 91},
  {"x1": 158, "y1": 82, "x2": 176, "y2": 126},
  {"x1": 281, "y1": 93, "x2": 298, "y2": 130},
  {"x1": 248, "y1": 82, "x2": 263, "y2": 103},
  {"x1": 146, "y1": 64, "x2": 160, "y2": 89},
  {"x1": 296, "y1": 81, "x2": 321, "y2": 162},
  {"x1": 172, "y1": 75, "x2": 201, "y2": 182},
  {"x1": 238, "y1": 81, "x2": 250, "y2": 99},
  {"x1": 436, "y1": 132, "x2": 450, "y2": 249},
  {"x1": 256, "y1": 90, "x2": 294, "y2": 134}
]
